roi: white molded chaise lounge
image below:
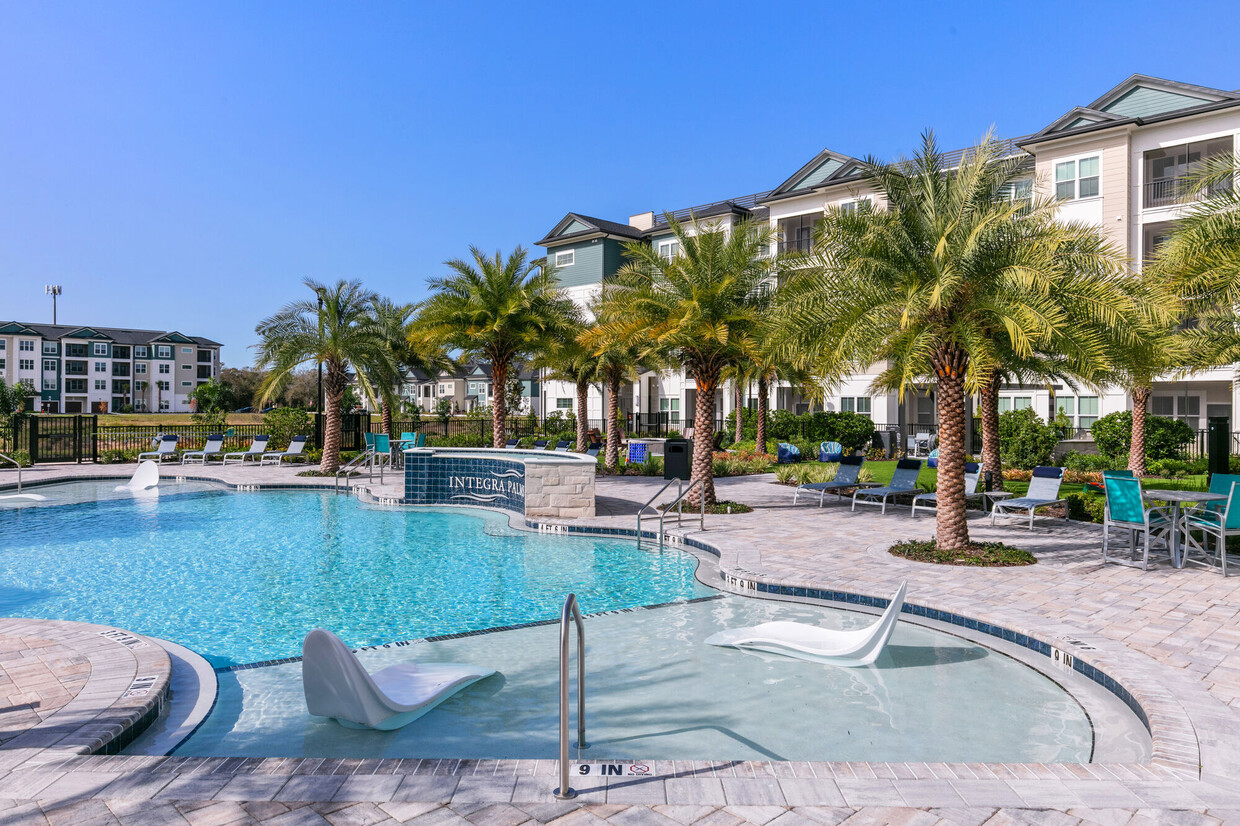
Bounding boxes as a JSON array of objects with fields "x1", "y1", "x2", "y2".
[
  {"x1": 182, "y1": 434, "x2": 226, "y2": 465},
  {"x1": 115, "y1": 460, "x2": 160, "y2": 492},
  {"x1": 793, "y1": 455, "x2": 876, "y2": 507},
  {"x1": 138, "y1": 434, "x2": 179, "y2": 463},
  {"x1": 260, "y1": 435, "x2": 310, "y2": 465},
  {"x1": 706, "y1": 581, "x2": 908, "y2": 667},
  {"x1": 301, "y1": 629, "x2": 496, "y2": 730},
  {"x1": 851, "y1": 459, "x2": 924, "y2": 514},
  {"x1": 223, "y1": 434, "x2": 270, "y2": 465},
  {"x1": 990, "y1": 466, "x2": 1067, "y2": 529},
  {"x1": 911, "y1": 462, "x2": 984, "y2": 518}
]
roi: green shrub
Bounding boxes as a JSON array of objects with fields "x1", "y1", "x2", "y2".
[
  {"x1": 1146, "y1": 457, "x2": 1206, "y2": 478},
  {"x1": 735, "y1": 408, "x2": 875, "y2": 451},
  {"x1": 262, "y1": 407, "x2": 311, "y2": 450},
  {"x1": 1064, "y1": 492, "x2": 1106, "y2": 524},
  {"x1": 1059, "y1": 451, "x2": 1122, "y2": 472},
  {"x1": 638, "y1": 455, "x2": 663, "y2": 476},
  {"x1": 1, "y1": 449, "x2": 32, "y2": 467},
  {"x1": 997, "y1": 408, "x2": 1059, "y2": 469},
  {"x1": 1091, "y1": 411, "x2": 1194, "y2": 461},
  {"x1": 427, "y1": 434, "x2": 489, "y2": 448}
]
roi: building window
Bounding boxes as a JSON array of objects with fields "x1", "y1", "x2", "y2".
[
  {"x1": 777, "y1": 213, "x2": 822, "y2": 254},
  {"x1": 42, "y1": 359, "x2": 56, "y2": 372},
  {"x1": 18, "y1": 359, "x2": 34, "y2": 371},
  {"x1": 160, "y1": 399, "x2": 170, "y2": 411},
  {"x1": 1152, "y1": 395, "x2": 1200, "y2": 431},
  {"x1": 556, "y1": 397, "x2": 573, "y2": 409},
  {"x1": 555, "y1": 250, "x2": 575, "y2": 267},
  {"x1": 94, "y1": 380, "x2": 106, "y2": 390},
  {"x1": 66, "y1": 379, "x2": 84, "y2": 393},
  {"x1": 18, "y1": 340, "x2": 34, "y2": 352},
  {"x1": 998, "y1": 396, "x2": 1033, "y2": 414},
  {"x1": 659, "y1": 397, "x2": 681, "y2": 423},
  {"x1": 839, "y1": 198, "x2": 871, "y2": 214},
  {"x1": 0, "y1": 340, "x2": 6, "y2": 350},
  {"x1": 1057, "y1": 395, "x2": 1099, "y2": 429},
  {"x1": 158, "y1": 380, "x2": 170, "y2": 391},
  {"x1": 43, "y1": 378, "x2": 56, "y2": 391},
  {"x1": 181, "y1": 347, "x2": 192, "y2": 354},
  {"x1": 916, "y1": 395, "x2": 935, "y2": 424},
  {"x1": 135, "y1": 346, "x2": 148, "y2": 358},
  {"x1": 657, "y1": 240, "x2": 680, "y2": 260},
  {"x1": 1143, "y1": 137, "x2": 1233, "y2": 208},
  {"x1": 0, "y1": 359, "x2": 5, "y2": 370},
  {"x1": 135, "y1": 363, "x2": 147, "y2": 374},
  {"x1": 93, "y1": 343, "x2": 108, "y2": 355},
  {"x1": 135, "y1": 380, "x2": 146, "y2": 391},
  {"x1": 1054, "y1": 155, "x2": 1100, "y2": 201},
  {"x1": 181, "y1": 381, "x2": 192, "y2": 388},
  {"x1": 42, "y1": 342, "x2": 57, "y2": 354},
  {"x1": 94, "y1": 361, "x2": 106, "y2": 373},
  {"x1": 841, "y1": 397, "x2": 872, "y2": 417},
  {"x1": 181, "y1": 364, "x2": 191, "y2": 370},
  {"x1": 159, "y1": 363, "x2": 170, "y2": 374},
  {"x1": 157, "y1": 345, "x2": 171, "y2": 358}
]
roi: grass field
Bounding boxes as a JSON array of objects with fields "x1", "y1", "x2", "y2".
[{"x1": 93, "y1": 413, "x2": 267, "y2": 426}]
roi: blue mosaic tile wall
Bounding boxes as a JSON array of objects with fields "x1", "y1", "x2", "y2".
[{"x1": 403, "y1": 451, "x2": 525, "y2": 514}]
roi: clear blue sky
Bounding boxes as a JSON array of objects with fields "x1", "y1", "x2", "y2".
[{"x1": 2, "y1": 1, "x2": 1237, "y2": 366}]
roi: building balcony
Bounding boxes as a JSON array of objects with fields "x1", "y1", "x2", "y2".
[
  {"x1": 1143, "y1": 176, "x2": 1233, "y2": 209},
  {"x1": 777, "y1": 238, "x2": 813, "y2": 255}
]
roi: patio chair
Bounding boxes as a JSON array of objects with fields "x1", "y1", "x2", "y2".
[
  {"x1": 181, "y1": 434, "x2": 225, "y2": 465},
  {"x1": 395, "y1": 432, "x2": 419, "y2": 451},
  {"x1": 586, "y1": 442, "x2": 602, "y2": 458},
  {"x1": 222, "y1": 434, "x2": 270, "y2": 465},
  {"x1": 911, "y1": 463, "x2": 984, "y2": 518},
  {"x1": 852, "y1": 459, "x2": 925, "y2": 515},
  {"x1": 794, "y1": 455, "x2": 870, "y2": 507},
  {"x1": 363, "y1": 432, "x2": 375, "y2": 451},
  {"x1": 302, "y1": 629, "x2": 495, "y2": 730},
  {"x1": 554, "y1": 440, "x2": 571, "y2": 452},
  {"x1": 138, "y1": 434, "x2": 179, "y2": 464},
  {"x1": 1102, "y1": 475, "x2": 1174, "y2": 570},
  {"x1": 989, "y1": 466, "x2": 1067, "y2": 530},
  {"x1": 505, "y1": 438, "x2": 520, "y2": 449},
  {"x1": 373, "y1": 434, "x2": 392, "y2": 466},
  {"x1": 818, "y1": 441, "x2": 843, "y2": 463},
  {"x1": 1180, "y1": 480, "x2": 1240, "y2": 576},
  {"x1": 533, "y1": 439, "x2": 549, "y2": 450},
  {"x1": 1201, "y1": 473, "x2": 1240, "y2": 514},
  {"x1": 777, "y1": 442, "x2": 801, "y2": 464},
  {"x1": 260, "y1": 435, "x2": 310, "y2": 465}
]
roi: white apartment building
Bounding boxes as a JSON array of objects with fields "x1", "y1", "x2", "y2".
[
  {"x1": 537, "y1": 74, "x2": 1240, "y2": 442},
  {"x1": 0, "y1": 321, "x2": 222, "y2": 414}
]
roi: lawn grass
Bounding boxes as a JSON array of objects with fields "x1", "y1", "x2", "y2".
[{"x1": 93, "y1": 413, "x2": 267, "y2": 426}]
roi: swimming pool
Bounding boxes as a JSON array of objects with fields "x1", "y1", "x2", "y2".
[{"x1": 0, "y1": 481, "x2": 709, "y2": 667}]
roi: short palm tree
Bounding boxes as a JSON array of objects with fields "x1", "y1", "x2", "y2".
[
  {"x1": 774, "y1": 133, "x2": 1137, "y2": 549},
  {"x1": 371, "y1": 298, "x2": 455, "y2": 440},
  {"x1": 535, "y1": 331, "x2": 597, "y2": 451},
  {"x1": 581, "y1": 306, "x2": 654, "y2": 469},
  {"x1": 416, "y1": 246, "x2": 581, "y2": 448},
  {"x1": 255, "y1": 279, "x2": 393, "y2": 473},
  {"x1": 594, "y1": 217, "x2": 775, "y2": 506}
]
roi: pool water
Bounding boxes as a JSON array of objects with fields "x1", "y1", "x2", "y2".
[{"x1": 0, "y1": 482, "x2": 709, "y2": 667}]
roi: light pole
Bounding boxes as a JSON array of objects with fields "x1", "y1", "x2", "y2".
[{"x1": 45, "y1": 285, "x2": 62, "y2": 324}]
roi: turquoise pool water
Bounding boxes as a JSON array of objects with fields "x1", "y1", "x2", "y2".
[{"x1": 0, "y1": 482, "x2": 709, "y2": 667}]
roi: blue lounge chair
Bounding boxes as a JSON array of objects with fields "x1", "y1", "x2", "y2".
[
  {"x1": 586, "y1": 442, "x2": 602, "y2": 458},
  {"x1": 794, "y1": 455, "x2": 875, "y2": 506},
  {"x1": 911, "y1": 463, "x2": 984, "y2": 518},
  {"x1": 926, "y1": 448, "x2": 939, "y2": 469},
  {"x1": 777, "y1": 442, "x2": 801, "y2": 464},
  {"x1": 852, "y1": 459, "x2": 924, "y2": 514},
  {"x1": 533, "y1": 439, "x2": 549, "y2": 450},
  {"x1": 181, "y1": 434, "x2": 224, "y2": 465},
  {"x1": 223, "y1": 434, "x2": 270, "y2": 465},
  {"x1": 261, "y1": 435, "x2": 310, "y2": 465},
  {"x1": 505, "y1": 438, "x2": 519, "y2": 449},
  {"x1": 990, "y1": 466, "x2": 1067, "y2": 529},
  {"x1": 139, "y1": 434, "x2": 180, "y2": 464},
  {"x1": 554, "y1": 440, "x2": 571, "y2": 452},
  {"x1": 1102, "y1": 474, "x2": 1174, "y2": 570},
  {"x1": 818, "y1": 441, "x2": 843, "y2": 462}
]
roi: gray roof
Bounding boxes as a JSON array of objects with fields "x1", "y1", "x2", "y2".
[
  {"x1": 1, "y1": 321, "x2": 222, "y2": 348},
  {"x1": 537, "y1": 213, "x2": 646, "y2": 246}
]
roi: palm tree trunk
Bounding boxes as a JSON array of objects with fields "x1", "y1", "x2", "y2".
[
  {"x1": 755, "y1": 371, "x2": 770, "y2": 454},
  {"x1": 691, "y1": 369, "x2": 719, "y2": 508},
  {"x1": 733, "y1": 380, "x2": 743, "y2": 444},
  {"x1": 490, "y1": 360, "x2": 509, "y2": 448},
  {"x1": 1130, "y1": 385, "x2": 1151, "y2": 476},
  {"x1": 320, "y1": 365, "x2": 347, "y2": 473},
  {"x1": 934, "y1": 347, "x2": 970, "y2": 550},
  {"x1": 605, "y1": 373, "x2": 621, "y2": 470},
  {"x1": 979, "y1": 371, "x2": 1003, "y2": 491},
  {"x1": 575, "y1": 379, "x2": 589, "y2": 452},
  {"x1": 382, "y1": 398, "x2": 394, "y2": 441}
]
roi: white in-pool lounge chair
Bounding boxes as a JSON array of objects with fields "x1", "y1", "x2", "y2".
[
  {"x1": 793, "y1": 455, "x2": 876, "y2": 506},
  {"x1": 260, "y1": 435, "x2": 309, "y2": 465},
  {"x1": 223, "y1": 434, "x2": 270, "y2": 465},
  {"x1": 301, "y1": 629, "x2": 495, "y2": 730},
  {"x1": 911, "y1": 462, "x2": 985, "y2": 518},
  {"x1": 115, "y1": 460, "x2": 160, "y2": 492},
  {"x1": 851, "y1": 459, "x2": 924, "y2": 514},
  {"x1": 138, "y1": 434, "x2": 180, "y2": 463},
  {"x1": 706, "y1": 580, "x2": 907, "y2": 667},
  {"x1": 181, "y1": 434, "x2": 226, "y2": 465},
  {"x1": 989, "y1": 466, "x2": 1067, "y2": 530}
]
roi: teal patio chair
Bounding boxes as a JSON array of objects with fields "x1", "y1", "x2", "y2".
[
  {"x1": 373, "y1": 433, "x2": 392, "y2": 467},
  {"x1": 1181, "y1": 481, "x2": 1240, "y2": 576},
  {"x1": 1102, "y1": 475, "x2": 1173, "y2": 570}
]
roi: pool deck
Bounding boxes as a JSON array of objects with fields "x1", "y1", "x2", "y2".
[{"x1": 4, "y1": 462, "x2": 1240, "y2": 823}]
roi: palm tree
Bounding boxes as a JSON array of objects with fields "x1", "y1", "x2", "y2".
[
  {"x1": 255, "y1": 279, "x2": 394, "y2": 473},
  {"x1": 594, "y1": 217, "x2": 775, "y2": 506},
  {"x1": 416, "y1": 246, "x2": 581, "y2": 448},
  {"x1": 581, "y1": 307, "x2": 654, "y2": 470},
  {"x1": 535, "y1": 332, "x2": 596, "y2": 451},
  {"x1": 774, "y1": 133, "x2": 1137, "y2": 549},
  {"x1": 371, "y1": 299, "x2": 455, "y2": 441}
]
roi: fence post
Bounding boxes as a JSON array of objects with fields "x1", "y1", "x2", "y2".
[
  {"x1": 73, "y1": 415, "x2": 81, "y2": 464},
  {"x1": 91, "y1": 414, "x2": 98, "y2": 463},
  {"x1": 28, "y1": 417, "x2": 38, "y2": 465}
]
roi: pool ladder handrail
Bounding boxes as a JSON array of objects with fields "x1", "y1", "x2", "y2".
[
  {"x1": 334, "y1": 447, "x2": 377, "y2": 493},
  {"x1": 0, "y1": 453, "x2": 21, "y2": 492},
  {"x1": 554, "y1": 593, "x2": 588, "y2": 800},
  {"x1": 636, "y1": 477, "x2": 705, "y2": 550}
]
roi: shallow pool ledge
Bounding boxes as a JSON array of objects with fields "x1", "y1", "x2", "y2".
[{"x1": 402, "y1": 447, "x2": 596, "y2": 519}]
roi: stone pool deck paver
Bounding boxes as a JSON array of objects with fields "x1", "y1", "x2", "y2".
[{"x1": 5, "y1": 463, "x2": 1240, "y2": 823}]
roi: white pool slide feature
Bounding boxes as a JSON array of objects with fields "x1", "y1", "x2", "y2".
[{"x1": 706, "y1": 580, "x2": 907, "y2": 667}]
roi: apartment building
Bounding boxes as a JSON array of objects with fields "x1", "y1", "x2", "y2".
[
  {"x1": 363, "y1": 362, "x2": 540, "y2": 416},
  {"x1": 0, "y1": 322, "x2": 222, "y2": 414},
  {"x1": 537, "y1": 74, "x2": 1240, "y2": 440}
]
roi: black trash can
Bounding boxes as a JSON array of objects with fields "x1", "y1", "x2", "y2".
[
  {"x1": 1208, "y1": 416, "x2": 1230, "y2": 481},
  {"x1": 664, "y1": 438, "x2": 692, "y2": 480}
]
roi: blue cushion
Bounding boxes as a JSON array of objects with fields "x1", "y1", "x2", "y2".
[{"x1": 1032, "y1": 466, "x2": 1063, "y2": 479}]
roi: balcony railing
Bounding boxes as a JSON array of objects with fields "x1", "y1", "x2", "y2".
[
  {"x1": 1144, "y1": 175, "x2": 1233, "y2": 209},
  {"x1": 777, "y1": 238, "x2": 813, "y2": 255}
]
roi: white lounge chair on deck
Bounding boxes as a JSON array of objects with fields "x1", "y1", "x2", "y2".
[
  {"x1": 138, "y1": 434, "x2": 179, "y2": 463},
  {"x1": 705, "y1": 581, "x2": 907, "y2": 667},
  {"x1": 260, "y1": 435, "x2": 309, "y2": 465},
  {"x1": 911, "y1": 462, "x2": 984, "y2": 518},
  {"x1": 302, "y1": 629, "x2": 495, "y2": 730},
  {"x1": 182, "y1": 434, "x2": 226, "y2": 465},
  {"x1": 851, "y1": 459, "x2": 924, "y2": 514},
  {"x1": 794, "y1": 455, "x2": 875, "y2": 506},
  {"x1": 989, "y1": 466, "x2": 1067, "y2": 529},
  {"x1": 223, "y1": 435, "x2": 270, "y2": 465}
]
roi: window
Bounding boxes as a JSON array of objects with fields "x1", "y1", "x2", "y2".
[
  {"x1": 181, "y1": 364, "x2": 191, "y2": 370},
  {"x1": 839, "y1": 197, "x2": 871, "y2": 214},
  {"x1": 18, "y1": 359, "x2": 34, "y2": 371},
  {"x1": 94, "y1": 380, "x2": 106, "y2": 390},
  {"x1": 438, "y1": 383, "x2": 446, "y2": 395},
  {"x1": 94, "y1": 361, "x2": 106, "y2": 373},
  {"x1": 42, "y1": 359, "x2": 56, "y2": 372},
  {"x1": 0, "y1": 340, "x2": 5, "y2": 350},
  {"x1": 158, "y1": 380, "x2": 170, "y2": 391},
  {"x1": 0, "y1": 359, "x2": 5, "y2": 370},
  {"x1": 135, "y1": 346, "x2": 148, "y2": 358},
  {"x1": 158, "y1": 363, "x2": 170, "y2": 374},
  {"x1": 841, "y1": 397, "x2": 872, "y2": 417},
  {"x1": 1056, "y1": 395, "x2": 1099, "y2": 429},
  {"x1": 42, "y1": 378, "x2": 56, "y2": 391},
  {"x1": 42, "y1": 342, "x2": 57, "y2": 354},
  {"x1": 1144, "y1": 137, "x2": 1233, "y2": 208},
  {"x1": 156, "y1": 345, "x2": 171, "y2": 358},
  {"x1": 1152, "y1": 395, "x2": 1200, "y2": 430},
  {"x1": 181, "y1": 347, "x2": 192, "y2": 354},
  {"x1": 135, "y1": 363, "x2": 147, "y2": 374},
  {"x1": 657, "y1": 239, "x2": 680, "y2": 260},
  {"x1": 778, "y1": 213, "x2": 821, "y2": 254},
  {"x1": 998, "y1": 396, "x2": 1033, "y2": 414},
  {"x1": 555, "y1": 250, "x2": 575, "y2": 267},
  {"x1": 65, "y1": 379, "x2": 85, "y2": 393},
  {"x1": 916, "y1": 395, "x2": 935, "y2": 424},
  {"x1": 1055, "y1": 155, "x2": 1100, "y2": 200},
  {"x1": 181, "y1": 381, "x2": 192, "y2": 388},
  {"x1": 93, "y1": 343, "x2": 108, "y2": 355},
  {"x1": 556, "y1": 398, "x2": 573, "y2": 409},
  {"x1": 18, "y1": 340, "x2": 34, "y2": 352},
  {"x1": 135, "y1": 380, "x2": 146, "y2": 391},
  {"x1": 160, "y1": 400, "x2": 170, "y2": 411},
  {"x1": 659, "y1": 397, "x2": 681, "y2": 423}
]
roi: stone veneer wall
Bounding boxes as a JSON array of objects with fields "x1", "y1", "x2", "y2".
[
  {"x1": 524, "y1": 459, "x2": 595, "y2": 519},
  {"x1": 402, "y1": 448, "x2": 594, "y2": 519}
]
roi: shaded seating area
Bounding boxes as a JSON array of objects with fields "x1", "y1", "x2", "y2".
[
  {"x1": 793, "y1": 456, "x2": 875, "y2": 507},
  {"x1": 852, "y1": 459, "x2": 924, "y2": 515},
  {"x1": 990, "y1": 466, "x2": 1067, "y2": 530},
  {"x1": 911, "y1": 462, "x2": 984, "y2": 518}
]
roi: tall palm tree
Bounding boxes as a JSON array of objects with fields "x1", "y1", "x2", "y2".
[
  {"x1": 774, "y1": 133, "x2": 1137, "y2": 549},
  {"x1": 594, "y1": 217, "x2": 775, "y2": 506},
  {"x1": 416, "y1": 246, "x2": 581, "y2": 448},
  {"x1": 255, "y1": 279, "x2": 394, "y2": 473},
  {"x1": 581, "y1": 307, "x2": 654, "y2": 470},
  {"x1": 371, "y1": 299, "x2": 455, "y2": 440},
  {"x1": 535, "y1": 332, "x2": 597, "y2": 451}
]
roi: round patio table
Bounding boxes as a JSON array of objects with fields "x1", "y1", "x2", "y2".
[{"x1": 1142, "y1": 489, "x2": 1228, "y2": 568}]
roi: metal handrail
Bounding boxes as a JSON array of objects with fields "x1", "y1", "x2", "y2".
[
  {"x1": 636, "y1": 478, "x2": 681, "y2": 547},
  {"x1": 554, "y1": 593, "x2": 587, "y2": 800},
  {"x1": 0, "y1": 453, "x2": 21, "y2": 492},
  {"x1": 659, "y1": 478, "x2": 705, "y2": 547},
  {"x1": 334, "y1": 448, "x2": 375, "y2": 493}
]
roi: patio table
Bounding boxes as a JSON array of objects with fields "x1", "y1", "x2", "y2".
[{"x1": 1142, "y1": 489, "x2": 1228, "y2": 568}]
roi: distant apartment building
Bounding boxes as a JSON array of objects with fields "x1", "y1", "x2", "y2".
[
  {"x1": 361, "y1": 362, "x2": 540, "y2": 417},
  {"x1": 0, "y1": 322, "x2": 222, "y2": 414},
  {"x1": 537, "y1": 74, "x2": 1240, "y2": 440}
]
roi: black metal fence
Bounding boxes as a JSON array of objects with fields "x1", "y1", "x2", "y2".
[{"x1": 369, "y1": 412, "x2": 723, "y2": 441}]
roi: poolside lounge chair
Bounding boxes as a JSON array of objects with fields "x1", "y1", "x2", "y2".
[
  {"x1": 260, "y1": 435, "x2": 310, "y2": 465},
  {"x1": 223, "y1": 434, "x2": 270, "y2": 465},
  {"x1": 115, "y1": 460, "x2": 160, "y2": 492},
  {"x1": 852, "y1": 459, "x2": 924, "y2": 514},
  {"x1": 818, "y1": 441, "x2": 843, "y2": 462},
  {"x1": 777, "y1": 442, "x2": 801, "y2": 463},
  {"x1": 989, "y1": 466, "x2": 1067, "y2": 530},
  {"x1": 138, "y1": 434, "x2": 180, "y2": 463},
  {"x1": 301, "y1": 629, "x2": 495, "y2": 730},
  {"x1": 586, "y1": 442, "x2": 602, "y2": 458},
  {"x1": 533, "y1": 439, "x2": 549, "y2": 450},
  {"x1": 1101, "y1": 475, "x2": 1173, "y2": 570},
  {"x1": 505, "y1": 438, "x2": 520, "y2": 449},
  {"x1": 1181, "y1": 480, "x2": 1240, "y2": 576},
  {"x1": 554, "y1": 440, "x2": 571, "y2": 452},
  {"x1": 706, "y1": 580, "x2": 907, "y2": 667},
  {"x1": 794, "y1": 455, "x2": 874, "y2": 507},
  {"x1": 910, "y1": 463, "x2": 984, "y2": 518},
  {"x1": 181, "y1": 434, "x2": 225, "y2": 465}
]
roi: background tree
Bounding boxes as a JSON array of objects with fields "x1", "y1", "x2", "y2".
[
  {"x1": 416, "y1": 246, "x2": 580, "y2": 448},
  {"x1": 189, "y1": 378, "x2": 235, "y2": 414},
  {"x1": 582, "y1": 308, "x2": 652, "y2": 469},
  {"x1": 595, "y1": 216, "x2": 775, "y2": 506},
  {"x1": 254, "y1": 279, "x2": 393, "y2": 473},
  {"x1": 535, "y1": 326, "x2": 598, "y2": 451},
  {"x1": 371, "y1": 298, "x2": 455, "y2": 440}
]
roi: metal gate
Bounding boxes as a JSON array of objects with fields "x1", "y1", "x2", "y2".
[{"x1": 25, "y1": 415, "x2": 98, "y2": 464}]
